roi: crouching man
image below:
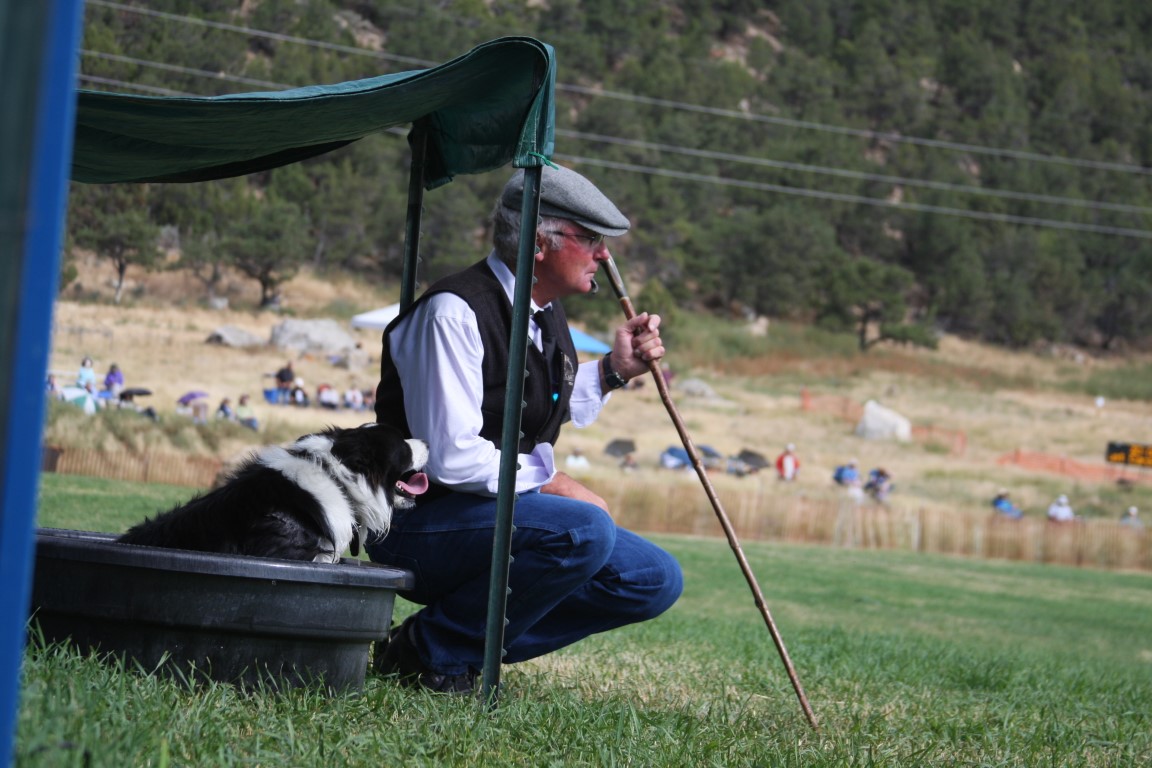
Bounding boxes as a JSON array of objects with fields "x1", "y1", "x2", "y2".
[{"x1": 368, "y1": 164, "x2": 683, "y2": 693}]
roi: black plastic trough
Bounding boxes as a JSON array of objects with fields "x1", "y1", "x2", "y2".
[{"x1": 29, "y1": 528, "x2": 414, "y2": 692}]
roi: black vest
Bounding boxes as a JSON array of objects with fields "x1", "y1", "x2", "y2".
[{"x1": 374, "y1": 259, "x2": 577, "y2": 456}]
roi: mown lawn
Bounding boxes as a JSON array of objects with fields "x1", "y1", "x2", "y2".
[{"x1": 17, "y1": 474, "x2": 1152, "y2": 766}]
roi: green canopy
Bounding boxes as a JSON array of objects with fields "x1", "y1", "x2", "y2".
[
  {"x1": 64, "y1": 35, "x2": 559, "y2": 704},
  {"x1": 71, "y1": 36, "x2": 555, "y2": 186}
]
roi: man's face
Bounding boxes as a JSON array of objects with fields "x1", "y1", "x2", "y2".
[{"x1": 533, "y1": 223, "x2": 608, "y2": 304}]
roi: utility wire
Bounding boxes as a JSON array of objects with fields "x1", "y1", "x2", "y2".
[
  {"x1": 86, "y1": 0, "x2": 434, "y2": 68},
  {"x1": 559, "y1": 129, "x2": 1152, "y2": 216},
  {"x1": 81, "y1": 50, "x2": 286, "y2": 90},
  {"x1": 557, "y1": 154, "x2": 1152, "y2": 240},
  {"x1": 78, "y1": 74, "x2": 185, "y2": 96},
  {"x1": 76, "y1": 68, "x2": 1152, "y2": 240},
  {"x1": 77, "y1": 70, "x2": 1152, "y2": 239},
  {"x1": 81, "y1": 51, "x2": 1152, "y2": 219},
  {"x1": 86, "y1": 0, "x2": 1152, "y2": 178},
  {"x1": 558, "y1": 84, "x2": 1152, "y2": 177}
]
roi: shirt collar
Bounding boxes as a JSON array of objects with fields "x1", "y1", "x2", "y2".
[{"x1": 486, "y1": 251, "x2": 551, "y2": 314}]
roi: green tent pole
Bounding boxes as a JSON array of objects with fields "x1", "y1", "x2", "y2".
[
  {"x1": 481, "y1": 165, "x2": 542, "y2": 704},
  {"x1": 400, "y1": 126, "x2": 428, "y2": 310}
]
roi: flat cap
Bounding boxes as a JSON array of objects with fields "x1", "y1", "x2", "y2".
[{"x1": 501, "y1": 164, "x2": 630, "y2": 237}]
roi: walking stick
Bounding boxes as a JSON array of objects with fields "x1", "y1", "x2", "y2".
[{"x1": 601, "y1": 256, "x2": 819, "y2": 731}]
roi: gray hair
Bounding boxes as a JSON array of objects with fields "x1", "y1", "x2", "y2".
[{"x1": 490, "y1": 201, "x2": 566, "y2": 270}]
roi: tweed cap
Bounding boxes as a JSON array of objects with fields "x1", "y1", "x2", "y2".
[{"x1": 501, "y1": 164, "x2": 630, "y2": 236}]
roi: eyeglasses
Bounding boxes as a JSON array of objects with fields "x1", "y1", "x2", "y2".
[{"x1": 544, "y1": 230, "x2": 605, "y2": 250}]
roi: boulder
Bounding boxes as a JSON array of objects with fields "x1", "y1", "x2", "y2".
[
  {"x1": 855, "y1": 399, "x2": 911, "y2": 442},
  {"x1": 205, "y1": 326, "x2": 265, "y2": 348},
  {"x1": 270, "y1": 319, "x2": 358, "y2": 355},
  {"x1": 677, "y1": 378, "x2": 718, "y2": 399}
]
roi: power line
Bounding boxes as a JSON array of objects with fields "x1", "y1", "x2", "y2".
[
  {"x1": 558, "y1": 129, "x2": 1152, "y2": 216},
  {"x1": 78, "y1": 74, "x2": 185, "y2": 96},
  {"x1": 87, "y1": 0, "x2": 434, "y2": 68},
  {"x1": 81, "y1": 50, "x2": 286, "y2": 90},
  {"x1": 78, "y1": 69, "x2": 1152, "y2": 240},
  {"x1": 85, "y1": 0, "x2": 1152, "y2": 177},
  {"x1": 558, "y1": 84, "x2": 1152, "y2": 177},
  {"x1": 81, "y1": 51, "x2": 1152, "y2": 219},
  {"x1": 86, "y1": 0, "x2": 1152, "y2": 178},
  {"x1": 557, "y1": 154, "x2": 1152, "y2": 240}
]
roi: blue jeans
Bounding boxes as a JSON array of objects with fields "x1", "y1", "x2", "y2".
[{"x1": 365, "y1": 490, "x2": 683, "y2": 676}]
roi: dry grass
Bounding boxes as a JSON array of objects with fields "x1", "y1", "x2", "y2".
[{"x1": 47, "y1": 251, "x2": 1152, "y2": 521}]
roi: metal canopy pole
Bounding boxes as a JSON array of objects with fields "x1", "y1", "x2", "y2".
[
  {"x1": 481, "y1": 165, "x2": 543, "y2": 704},
  {"x1": 399, "y1": 126, "x2": 428, "y2": 310}
]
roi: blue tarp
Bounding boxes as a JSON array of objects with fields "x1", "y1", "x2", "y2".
[{"x1": 569, "y1": 327, "x2": 611, "y2": 355}]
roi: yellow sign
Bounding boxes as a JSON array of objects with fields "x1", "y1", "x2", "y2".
[{"x1": 1106, "y1": 442, "x2": 1152, "y2": 468}]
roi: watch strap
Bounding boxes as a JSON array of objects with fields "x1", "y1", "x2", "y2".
[{"x1": 602, "y1": 353, "x2": 627, "y2": 391}]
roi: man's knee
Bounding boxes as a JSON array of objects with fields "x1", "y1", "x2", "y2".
[
  {"x1": 609, "y1": 534, "x2": 683, "y2": 621},
  {"x1": 556, "y1": 501, "x2": 618, "y2": 573}
]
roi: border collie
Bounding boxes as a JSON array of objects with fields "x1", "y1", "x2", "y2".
[{"x1": 118, "y1": 424, "x2": 429, "y2": 563}]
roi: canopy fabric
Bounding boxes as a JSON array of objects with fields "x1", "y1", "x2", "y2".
[{"x1": 71, "y1": 36, "x2": 555, "y2": 187}]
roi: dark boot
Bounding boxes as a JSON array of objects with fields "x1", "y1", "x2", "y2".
[{"x1": 374, "y1": 617, "x2": 477, "y2": 695}]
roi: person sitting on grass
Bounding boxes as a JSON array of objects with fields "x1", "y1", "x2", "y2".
[
  {"x1": 1120, "y1": 506, "x2": 1143, "y2": 530},
  {"x1": 865, "y1": 467, "x2": 893, "y2": 503},
  {"x1": 1047, "y1": 494, "x2": 1076, "y2": 523},
  {"x1": 216, "y1": 397, "x2": 236, "y2": 421},
  {"x1": 992, "y1": 489, "x2": 1023, "y2": 520},
  {"x1": 235, "y1": 394, "x2": 259, "y2": 431}
]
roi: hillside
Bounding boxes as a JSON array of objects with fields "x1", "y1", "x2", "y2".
[
  {"x1": 72, "y1": 0, "x2": 1152, "y2": 354},
  {"x1": 45, "y1": 252, "x2": 1152, "y2": 523}
]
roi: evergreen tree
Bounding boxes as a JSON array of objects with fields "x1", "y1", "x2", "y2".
[{"x1": 68, "y1": 184, "x2": 161, "y2": 305}]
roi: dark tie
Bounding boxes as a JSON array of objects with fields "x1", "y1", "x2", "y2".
[{"x1": 534, "y1": 308, "x2": 559, "y2": 393}]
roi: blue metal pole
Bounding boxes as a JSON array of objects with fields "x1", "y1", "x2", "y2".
[{"x1": 0, "y1": 1, "x2": 85, "y2": 764}]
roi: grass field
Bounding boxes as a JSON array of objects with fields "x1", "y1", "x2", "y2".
[{"x1": 18, "y1": 474, "x2": 1152, "y2": 767}]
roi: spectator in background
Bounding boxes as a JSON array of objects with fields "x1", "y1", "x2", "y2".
[
  {"x1": 290, "y1": 377, "x2": 310, "y2": 407},
  {"x1": 1047, "y1": 494, "x2": 1076, "y2": 522},
  {"x1": 1120, "y1": 506, "x2": 1143, "y2": 529},
  {"x1": 102, "y1": 363, "x2": 124, "y2": 398},
  {"x1": 833, "y1": 459, "x2": 864, "y2": 501},
  {"x1": 118, "y1": 390, "x2": 158, "y2": 422},
  {"x1": 76, "y1": 356, "x2": 96, "y2": 391},
  {"x1": 274, "y1": 361, "x2": 295, "y2": 403},
  {"x1": 216, "y1": 397, "x2": 236, "y2": 421},
  {"x1": 775, "y1": 443, "x2": 800, "y2": 481},
  {"x1": 236, "y1": 394, "x2": 259, "y2": 431},
  {"x1": 46, "y1": 373, "x2": 62, "y2": 399},
  {"x1": 344, "y1": 382, "x2": 366, "y2": 411},
  {"x1": 317, "y1": 383, "x2": 341, "y2": 410},
  {"x1": 865, "y1": 467, "x2": 893, "y2": 503},
  {"x1": 565, "y1": 448, "x2": 591, "y2": 470},
  {"x1": 992, "y1": 489, "x2": 1023, "y2": 519}
]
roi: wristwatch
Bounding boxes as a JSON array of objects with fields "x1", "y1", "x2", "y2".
[{"x1": 602, "y1": 353, "x2": 627, "y2": 391}]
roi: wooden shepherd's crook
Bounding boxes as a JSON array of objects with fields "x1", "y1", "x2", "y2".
[{"x1": 601, "y1": 256, "x2": 819, "y2": 731}]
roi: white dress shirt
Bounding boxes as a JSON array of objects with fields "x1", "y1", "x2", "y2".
[{"x1": 388, "y1": 253, "x2": 610, "y2": 496}]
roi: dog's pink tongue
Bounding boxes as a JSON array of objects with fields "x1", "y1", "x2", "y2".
[{"x1": 398, "y1": 472, "x2": 429, "y2": 496}]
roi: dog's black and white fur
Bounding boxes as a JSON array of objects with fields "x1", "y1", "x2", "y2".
[{"x1": 118, "y1": 423, "x2": 429, "y2": 563}]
